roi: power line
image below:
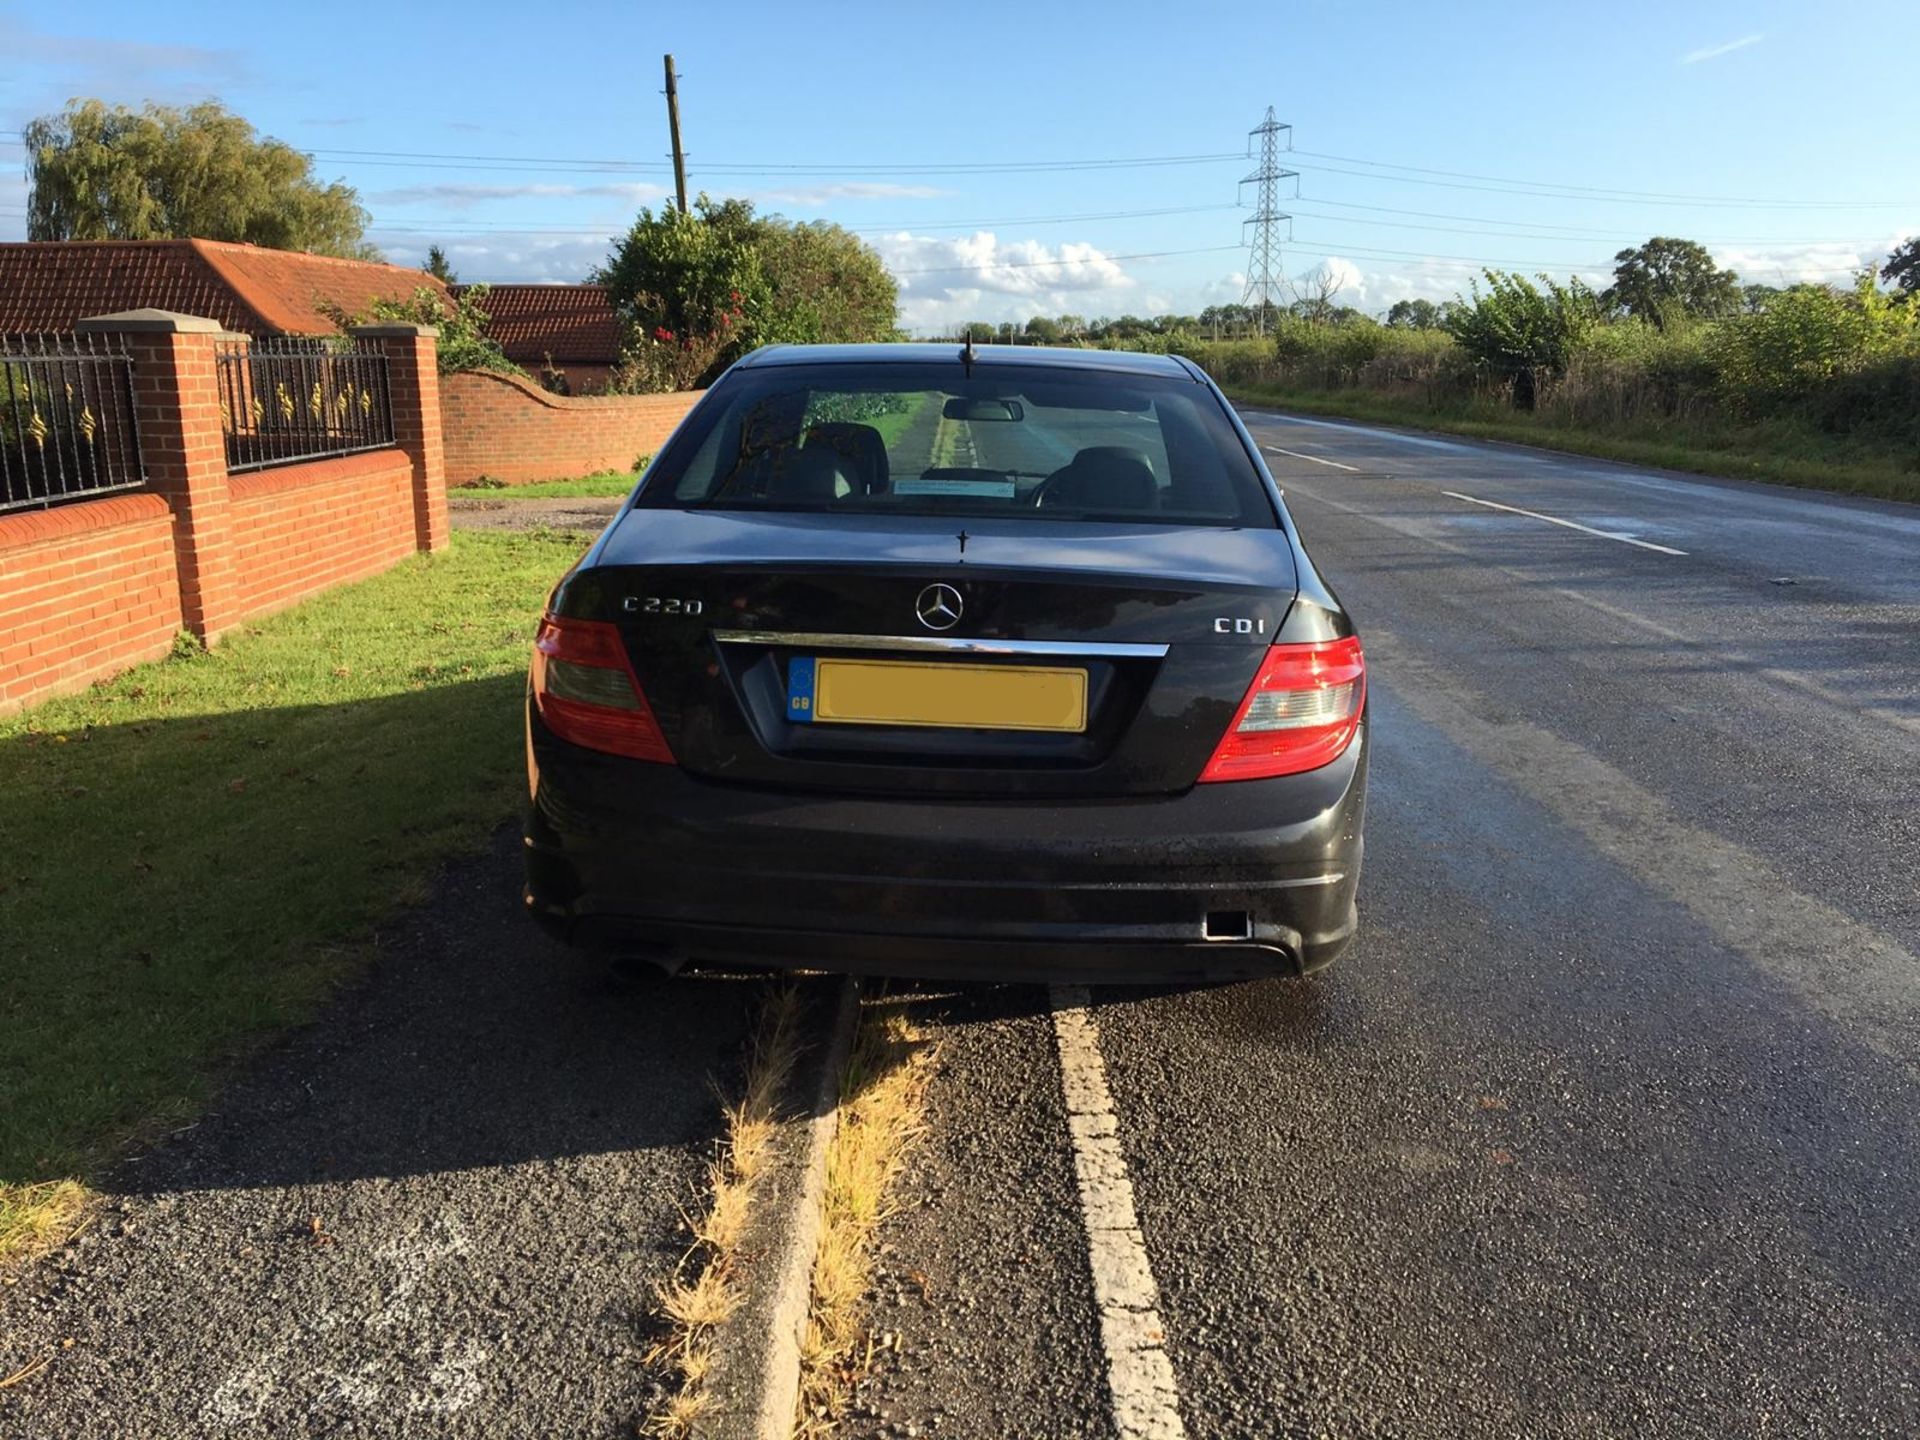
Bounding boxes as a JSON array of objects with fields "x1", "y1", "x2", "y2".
[
  {"x1": 1288, "y1": 240, "x2": 1612, "y2": 271},
  {"x1": 854, "y1": 203, "x2": 1240, "y2": 234},
  {"x1": 359, "y1": 202, "x2": 1245, "y2": 237},
  {"x1": 890, "y1": 243, "x2": 1242, "y2": 277},
  {"x1": 246, "y1": 145, "x2": 1246, "y2": 178},
  {"x1": 1289, "y1": 207, "x2": 1887, "y2": 249},
  {"x1": 1293, "y1": 160, "x2": 1915, "y2": 210},
  {"x1": 1290, "y1": 148, "x2": 1911, "y2": 207},
  {"x1": 353, "y1": 203, "x2": 1893, "y2": 261},
  {"x1": 3, "y1": 130, "x2": 1911, "y2": 208},
  {"x1": 1291, "y1": 196, "x2": 1698, "y2": 235}
]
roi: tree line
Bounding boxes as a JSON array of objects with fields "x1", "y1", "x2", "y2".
[{"x1": 955, "y1": 235, "x2": 1920, "y2": 348}]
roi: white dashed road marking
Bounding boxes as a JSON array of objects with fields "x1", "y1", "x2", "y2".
[
  {"x1": 1442, "y1": 489, "x2": 1689, "y2": 555},
  {"x1": 1050, "y1": 984, "x2": 1188, "y2": 1440},
  {"x1": 1262, "y1": 444, "x2": 1360, "y2": 472}
]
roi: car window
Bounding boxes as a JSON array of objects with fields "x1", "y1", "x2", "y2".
[{"x1": 644, "y1": 362, "x2": 1274, "y2": 528}]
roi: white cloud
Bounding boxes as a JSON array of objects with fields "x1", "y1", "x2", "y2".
[
  {"x1": 870, "y1": 231, "x2": 1142, "y2": 332},
  {"x1": 369, "y1": 182, "x2": 667, "y2": 208},
  {"x1": 1291, "y1": 256, "x2": 1368, "y2": 306},
  {"x1": 1711, "y1": 239, "x2": 1892, "y2": 286},
  {"x1": 0, "y1": 18, "x2": 249, "y2": 83},
  {"x1": 1681, "y1": 32, "x2": 1765, "y2": 64},
  {"x1": 754, "y1": 182, "x2": 946, "y2": 207},
  {"x1": 355, "y1": 228, "x2": 1914, "y2": 322},
  {"x1": 379, "y1": 234, "x2": 612, "y2": 284},
  {"x1": 1200, "y1": 271, "x2": 1250, "y2": 305},
  {"x1": 875, "y1": 232, "x2": 1132, "y2": 295}
]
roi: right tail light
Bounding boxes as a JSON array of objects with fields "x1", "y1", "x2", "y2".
[{"x1": 1199, "y1": 635, "x2": 1365, "y2": 782}]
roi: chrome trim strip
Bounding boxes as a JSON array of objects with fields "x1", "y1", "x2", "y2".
[{"x1": 711, "y1": 630, "x2": 1170, "y2": 659}]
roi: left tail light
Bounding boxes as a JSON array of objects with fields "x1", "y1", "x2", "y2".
[{"x1": 530, "y1": 614, "x2": 675, "y2": 763}]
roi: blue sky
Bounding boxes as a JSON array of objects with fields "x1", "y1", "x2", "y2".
[{"x1": 3, "y1": 1, "x2": 1917, "y2": 329}]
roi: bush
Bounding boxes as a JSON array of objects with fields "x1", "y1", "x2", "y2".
[
  {"x1": 607, "y1": 323, "x2": 736, "y2": 395},
  {"x1": 1710, "y1": 276, "x2": 1918, "y2": 414},
  {"x1": 597, "y1": 196, "x2": 897, "y2": 392},
  {"x1": 327, "y1": 285, "x2": 524, "y2": 378},
  {"x1": 1801, "y1": 351, "x2": 1920, "y2": 448},
  {"x1": 1445, "y1": 271, "x2": 1603, "y2": 407},
  {"x1": 1549, "y1": 319, "x2": 1721, "y2": 427}
]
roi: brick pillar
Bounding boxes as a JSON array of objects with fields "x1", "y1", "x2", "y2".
[
  {"x1": 352, "y1": 323, "x2": 447, "y2": 552},
  {"x1": 75, "y1": 309, "x2": 244, "y2": 641}
]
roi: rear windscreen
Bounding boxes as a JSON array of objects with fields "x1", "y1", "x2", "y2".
[{"x1": 636, "y1": 362, "x2": 1277, "y2": 528}]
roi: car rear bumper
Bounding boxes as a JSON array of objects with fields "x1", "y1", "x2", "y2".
[{"x1": 523, "y1": 707, "x2": 1366, "y2": 983}]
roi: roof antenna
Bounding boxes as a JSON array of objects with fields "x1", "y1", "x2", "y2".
[{"x1": 960, "y1": 327, "x2": 975, "y2": 375}]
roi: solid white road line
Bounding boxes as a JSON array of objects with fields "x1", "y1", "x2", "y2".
[
  {"x1": 1262, "y1": 444, "x2": 1360, "y2": 472},
  {"x1": 1442, "y1": 489, "x2": 1689, "y2": 555},
  {"x1": 1246, "y1": 410, "x2": 1476, "y2": 452},
  {"x1": 1050, "y1": 985, "x2": 1188, "y2": 1440}
]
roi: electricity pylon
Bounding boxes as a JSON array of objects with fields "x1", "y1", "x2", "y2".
[{"x1": 1240, "y1": 108, "x2": 1297, "y2": 334}]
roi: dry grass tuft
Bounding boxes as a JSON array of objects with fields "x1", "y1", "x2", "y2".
[
  {"x1": 658, "y1": 1262, "x2": 741, "y2": 1333},
  {"x1": 657, "y1": 1384, "x2": 712, "y2": 1436},
  {"x1": 642, "y1": 984, "x2": 807, "y2": 1438},
  {"x1": 796, "y1": 996, "x2": 935, "y2": 1436},
  {"x1": 0, "y1": 1179, "x2": 91, "y2": 1273}
]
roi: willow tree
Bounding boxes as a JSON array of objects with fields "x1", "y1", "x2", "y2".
[{"x1": 24, "y1": 99, "x2": 376, "y2": 259}]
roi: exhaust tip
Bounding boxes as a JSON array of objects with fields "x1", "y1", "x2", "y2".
[
  {"x1": 610, "y1": 946, "x2": 684, "y2": 982},
  {"x1": 1203, "y1": 909, "x2": 1254, "y2": 942}
]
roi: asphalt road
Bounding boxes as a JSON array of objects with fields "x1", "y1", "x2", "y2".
[
  {"x1": 8, "y1": 419, "x2": 1916, "y2": 1438},
  {"x1": 858, "y1": 416, "x2": 1920, "y2": 1438},
  {"x1": 0, "y1": 829, "x2": 775, "y2": 1439}
]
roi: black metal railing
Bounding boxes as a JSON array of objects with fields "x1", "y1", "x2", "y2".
[
  {"x1": 216, "y1": 336, "x2": 394, "y2": 473},
  {"x1": 1, "y1": 333, "x2": 145, "y2": 514}
]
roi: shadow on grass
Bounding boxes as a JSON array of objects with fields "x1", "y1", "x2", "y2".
[
  {"x1": 97, "y1": 826, "x2": 772, "y2": 1201},
  {"x1": 0, "y1": 672, "x2": 758, "y2": 1200}
]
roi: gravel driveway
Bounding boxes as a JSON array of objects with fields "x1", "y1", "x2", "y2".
[{"x1": 449, "y1": 496, "x2": 624, "y2": 534}]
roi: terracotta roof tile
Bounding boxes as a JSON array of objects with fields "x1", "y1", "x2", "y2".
[
  {"x1": 458, "y1": 283, "x2": 625, "y2": 364},
  {"x1": 0, "y1": 240, "x2": 447, "y2": 336},
  {"x1": 193, "y1": 241, "x2": 447, "y2": 332}
]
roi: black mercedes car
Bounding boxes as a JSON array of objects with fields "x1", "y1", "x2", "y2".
[{"x1": 523, "y1": 343, "x2": 1365, "y2": 982}]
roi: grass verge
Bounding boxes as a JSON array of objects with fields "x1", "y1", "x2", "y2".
[
  {"x1": 867, "y1": 393, "x2": 937, "y2": 450},
  {"x1": 644, "y1": 985, "x2": 808, "y2": 1438},
  {"x1": 1224, "y1": 383, "x2": 1920, "y2": 504},
  {"x1": 452, "y1": 470, "x2": 642, "y2": 500},
  {"x1": 0, "y1": 529, "x2": 586, "y2": 1267},
  {"x1": 796, "y1": 994, "x2": 934, "y2": 1436}
]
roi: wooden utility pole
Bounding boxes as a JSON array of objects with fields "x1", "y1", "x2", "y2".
[{"x1": 663, "y1": 54, "x2": 689, "y2": 214}]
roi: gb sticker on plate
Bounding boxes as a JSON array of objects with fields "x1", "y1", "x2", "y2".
[{"x1": 786, "y1": 656, "x2": 816, "y2": 723}]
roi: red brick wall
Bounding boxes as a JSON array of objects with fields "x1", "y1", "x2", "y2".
[
  {"x1": 3, "y1": 317, "x2": 449, "y2": 715},
  {"x1": 536, "y1": 363, "x2": 618, "y2": 395},
  {"x1": 227, "y1": 449, "x2": 417, "y2": 620},
  {"x1": 441, "y1": 368, "x2": 701, "y2": 486},
  {"x1": 0, "y1": 494, "x2": 183, "y2": 712}
]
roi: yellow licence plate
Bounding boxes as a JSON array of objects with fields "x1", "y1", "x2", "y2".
[{"x1": 801, "y1": 657, "x2": 1088, "y2": 733}]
